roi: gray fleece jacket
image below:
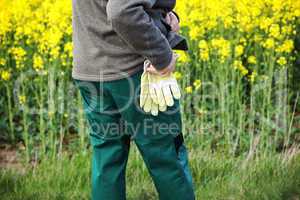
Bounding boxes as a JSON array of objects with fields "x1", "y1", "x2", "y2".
[{"x1": 71, "y1": 0, "x2": 188, "y2": 81}]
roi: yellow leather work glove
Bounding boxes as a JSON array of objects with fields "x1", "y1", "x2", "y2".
[{"x1": 143, "y1": 59, "x2": 181, "y2": 108}]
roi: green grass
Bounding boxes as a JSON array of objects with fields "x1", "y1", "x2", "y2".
[{"x1": 1, "y1": 144, "x2": 300, "y2": 200}]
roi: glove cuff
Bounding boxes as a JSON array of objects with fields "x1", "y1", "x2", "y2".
[{"x1": 143, "y1": 59, "x2": 152, "y2": 71}]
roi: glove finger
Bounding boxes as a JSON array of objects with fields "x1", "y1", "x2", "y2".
[
  {"x1": 149, "y1": 85, "x2": 158, "y2": 104},
  {"x1": 151, "y1": 74, "x2": 166, "y2": 106},
  {"x1": 150, "y1": 101, "x2": 159, "y2": 116},
  {"x1": 159, "y1": 103, "x2": 167, "y2": 112},
  {"x1": 162, "y1": 85, "x2": 174, "y2": 107},
  {"x1": 155, "y1": 83, "x2": 166, "y2": 107},
  {"x1": 170, "y1": 79, "x2": 181, "y2": 99},
  {"x1": 148, "y1": 74, "x2": 159, "y2": 104},
  {"x1": 143, "y1": 93, "x2": 152, "y2": 113},
  {"x1": 140, "y1": 73, "x2": 148, "y2": 108}
]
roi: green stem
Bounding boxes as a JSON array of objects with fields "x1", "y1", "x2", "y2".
[{"x1": 5, "y1": 83, "x2": 15, "y2": 142}]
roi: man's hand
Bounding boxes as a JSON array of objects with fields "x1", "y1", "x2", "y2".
[
  {"x1": 165, "y1": 11, "x2": 180, "y2": 33},
  {"x1": 146, "y1": 53, "x2": 179, "y2": 76}
]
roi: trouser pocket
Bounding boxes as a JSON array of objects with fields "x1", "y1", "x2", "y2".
[{"x1": 74, "y1": 79, "x2": 125, "y2": 140}]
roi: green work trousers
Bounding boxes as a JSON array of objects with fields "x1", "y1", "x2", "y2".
[{"x1": 74, "y1": 70, "x2": 195, "y2": 200}]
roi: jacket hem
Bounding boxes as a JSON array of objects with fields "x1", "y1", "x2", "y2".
[{"x1": 72, "y1": 66, "x2": 143, "y2": 82}]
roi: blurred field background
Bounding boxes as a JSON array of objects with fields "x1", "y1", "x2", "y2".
[{"x1": 0, "y1": 0, "x2": 300, "y2": 199}]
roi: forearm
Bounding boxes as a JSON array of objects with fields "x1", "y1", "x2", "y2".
[{"x1": 106, "y1": 0, "x2": 173, "y2": 70}]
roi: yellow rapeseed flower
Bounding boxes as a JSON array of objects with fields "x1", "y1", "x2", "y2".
[
  {"x1": 277, "y1": 57, "x2": 287, "y2": 66},
  {"x1": 185, "y1": 86, "x2": 193, "y2": 94},
  {"x1": 263, "y1": 38, "x2": 275, "y2": 49},
  {"x1": 254, "y1": 34, "x2": 263, "y2": 42},
  {"x1": 211, "y1": 37, "x2": 231, "y2": 62},
  {"x1": 235, "y1": 45, "x2": 244, "y2": 57},
  {"x1": 176, "y1": 51, "x2": 190, "y2": 63},
  {"x1": 200, "y1": 50, "x2": 209, "y2": 61},
  {"x1": 33, "y1": 54, "x2": 44, "y2": 71},
  {"x1": 19, "y1": 95, "x2": 26, "y2": 104},
  {"x1": 64, "y1": 42, "x2": 73, "y2": 57},
  {"x1": 189, "y1": 26, "x2": 201, "y2": 40},
  {"x1": 198, "y1": 40, "x2": 210, "y2": 61},
  {"x1": 199, "y1": 40, "x2": 208, "y2": 49},
  {"x1": 233, "y1": 60, "x2": 248, "y2": 76},
  {"x1": 9, "y1": 47, "x2": 27, "y2": 69},
  {"x1": 276, "y1": 40, "x2": 294, "y2": 53},
  {"x1": 1, "y1": 70, "x2": 11, "y2": 81},
  {"x1": 0, "y1": 58, "x2": 6, "y2": 66},
  {"x1": 193, "y1": 79, "x2": 202, "y2": 90},
  {"x1": 174, "y1": 71, "x2": 182, "y2": 80},
  {"x1": 269, "y1": 24, "x2": 281, "y2": 39},
  {"x1": 239, "y1": 37, "x2": 247, "y2": 45},
  {"x1": 248, "y1": 56, "x2": 257, "y2": 64},
  {"x1": 249, "y1": 70, "x2": 257, "y2": 83}
]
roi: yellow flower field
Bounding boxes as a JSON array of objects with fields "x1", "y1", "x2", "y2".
[{"x1": 0, "y1": 0, "x2": 299, "y2": 158}]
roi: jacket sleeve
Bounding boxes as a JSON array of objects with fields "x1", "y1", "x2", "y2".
[{"x1": 106, "y1": 0, "x2": 173, "y2": 70}]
